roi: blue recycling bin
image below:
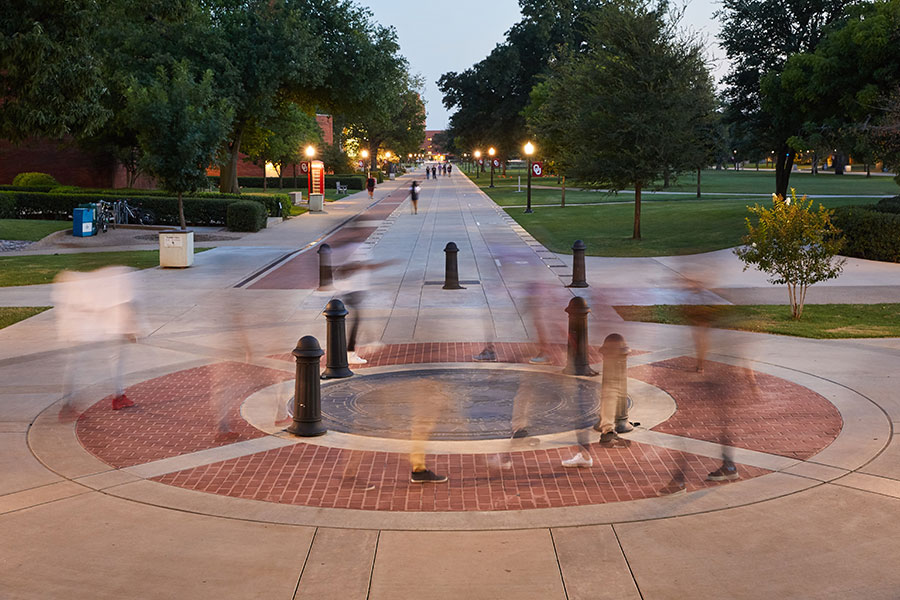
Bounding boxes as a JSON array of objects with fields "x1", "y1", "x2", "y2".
[{"x1": 73, "y1": 207, "x2": 95, "y2": 237}]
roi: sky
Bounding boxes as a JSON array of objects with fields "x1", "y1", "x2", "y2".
[{"x1": 360, "y1": 0, "x2": 727, "y2": 130}]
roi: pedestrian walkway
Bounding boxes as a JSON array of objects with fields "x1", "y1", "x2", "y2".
[{"x1": 1, "y1": 166, "x2": 900, "y2": 598}]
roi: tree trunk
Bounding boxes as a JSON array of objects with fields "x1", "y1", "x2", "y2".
[
  {"x1": 833, "y1": 152, "x2": 846, "y2": 175},
  {"x1": 561, "y1": 176, "x2": 566, "y2": 208},
  {"x1": 663, "y1": 169, "x2": 670, "y2": 188},
  {"x1": 293, "y1": 164, "x2": 297, "y2": 188},
  {"x1": 262, "y1": 166, "x2": 267, "y2": 191},
  {"x1": 633, "y1": 181, "x2": 642, "y2": 240},
  {"x1": 866, "y1": 163, "x2": 871, "y2": 177},
  {"x1": 775, "y1": 146, "x2": 795, "y2": 198},
  {"x1": 178, "y1": 191, "x2": 186, "y2": 230},
  {"x1": 501, "y1": 160, "x2": 506, "y2": 176},
  {"x1": 220, "y1": 133, "x2": 243, "y2": 194},
  {"x1": 812, "y1": 152, "x2": 818, "y2": 175},
  {"x1": 696, "y1": 168, "x2": 701, "y2": 198},
  {"x1": 278, "y1": 163, "x2": 284, "y2": 189}
]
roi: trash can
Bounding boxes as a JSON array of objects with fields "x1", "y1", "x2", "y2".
[
  {"x1": 309, "y1": 193, "x2": 324, "y2": 212},
  {"x1": 158, "y1": 230, "x2": 195, "y2": 268},
  {"x1": 73, "y1": 208, "x2": 95, "y2": 237}
]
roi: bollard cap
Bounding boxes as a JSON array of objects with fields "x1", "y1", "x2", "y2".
[
  {"x1": 317, "y1": 243, "x2": 331, "y2": 255},
  {"x1": 444, "y1": 241, "x2": 459, "y2": 253},
  {"x1": 601, "y1": 333, "x2": 629, "y2": 356},
  {"x1": 293, "y1": 335, "x2": 325, "y2": 359},
  {"x1": 572, "y1": 240, "x2": 586, "y2": 251},
  {"x1": 323, "y1": 298, "x2": 348, "y2": 317},
  {"x1": 565, "y1": 296, "x2": 591, "y2": 315}
]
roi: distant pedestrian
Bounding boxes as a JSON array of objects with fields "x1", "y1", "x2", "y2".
[
  {"x1": 447, "y1": 164, "x2": 452, "y2": 176},
  {"x1": 366, "y1": 175, "x2": 376, "y2": 199},
  {"x1": 425, "y1": 166, "x2": 430, "y2": 180},
  {"x1": 410, "y1": 181, "x2": 420, "y2": 214},
  {"x1": 431, "y1": 165, "x2": 437, "y2": 179}
]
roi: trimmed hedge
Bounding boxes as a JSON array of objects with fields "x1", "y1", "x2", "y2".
[
  {"x1": 227, "y1": 201, "x2": 267, "y2": 232},
  {"x1": 208, "y1": 174, "x2": 368, "y2": 190},
  {"x1": 12, "y1": 172, "x2": 59, "y2": 187},
  {"x1": 872, "y1": 196, "x2": 900, "y2": 215},
  {"x1": 832, "y1": 205, "x2": 900, "y2": 263},
  {"x1": 0, "y1": 185, "x2": 55, "y2": 193},
  {"x1": 0, "y1": 195, "x2": 15, "y2": 218},
  {"x1": 0, "y1": 190, "x2": 288, "y2": 224}
]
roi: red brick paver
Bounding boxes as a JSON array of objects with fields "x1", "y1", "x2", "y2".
[
  {"x1": 629, "y1": 356, "x2": 842, "y2": 460},
  {"x1": 153, "y1": 440, "x2": 769, "y2": 511},
  {"x1": 76, "y1": 362, "x2": 293, "y2": 468}
]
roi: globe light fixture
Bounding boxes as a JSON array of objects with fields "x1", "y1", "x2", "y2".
[
  {"x1": 305, "y1": 145, "x2": 316, "y2": 158},
  {"x1": 488, "y1": 147, "x2": 497, "y2": 188},
  {"x1": 524, "y1": 141, "x2": 536, "y2": 213},
  {"x1": 474, "y1": 150, "x2": 482, "y2": 178}
]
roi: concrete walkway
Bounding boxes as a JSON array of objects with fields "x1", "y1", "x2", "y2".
[{"x1": 1, "y1": 167, "x2": 900, "y2": 599}]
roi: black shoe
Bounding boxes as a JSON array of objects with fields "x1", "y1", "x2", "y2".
[
  {"x1": 707, "y1": 463, "x2": 739, "y2": 481},
  {"x1": 473, "y1": 348, "x2": 497, "y2": 362},
  {"x1": 410, "y1": 469, "x2": 448, "y2": 484},
  {"x1": 599, "y1": 431, "x2": 631, "y2": 447},
  {"x1": 511, "y1": 428, "x2": 529, "y2": 439}
]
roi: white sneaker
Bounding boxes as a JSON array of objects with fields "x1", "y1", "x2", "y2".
[
  {"x1": 347, "y1": 351, "x2": 368, "y2": 365},
  {"x1": 562, "y1": 452, "x2": 593, "y2": 468}
]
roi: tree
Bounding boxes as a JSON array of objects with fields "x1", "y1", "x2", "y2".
[
  {"x1": 735, "y1": 190, "x2": 845, "y2": 319},
  {"x1": 717, "y1": 0, "x2": 853, "y2": 197},
  {"x1": 242, "y1": 102, "x2": 322, "y2": 189},
  {"x1": 126, "y1": 62, "x2": 233, "y2": 229},
  {"x1": 525, "y1": 0, "x2": 717, "y2": 239},
  {"x1": 0, "y1": 0, "x2": 110, "y2": 141},
  {"x1": 439, "y1": 0, "x2": 605, "y2": 164}
]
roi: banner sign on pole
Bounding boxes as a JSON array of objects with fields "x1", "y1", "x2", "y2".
[{"x1": 531, "y1": 161, "x2": 544, "y2": 177}]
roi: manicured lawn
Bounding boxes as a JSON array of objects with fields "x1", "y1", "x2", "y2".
[
  {"x1": 502, "y1": 196, "x2": 876, "y2": 257},
  {"x1": 0, "y1": 219, "x2": 71, "y2": 241},
  {"x1": 465, "y1": 168, "x2": 900, "y2": 198},
  {"x1": 0, "y1": 307, "x2": 51, "y2": 329},
  {"x1": 0, "y1": 250, "x2": 180, "y2": 287},
  {"x1": 614, "y1": 304, "x2": 900, "y2": 339}
]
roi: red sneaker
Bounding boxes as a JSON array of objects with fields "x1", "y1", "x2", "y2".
[{"x1": 112, "y1": 395, "x2": 135, "y2": 410}]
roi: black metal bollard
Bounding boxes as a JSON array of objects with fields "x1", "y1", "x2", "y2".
[
  {"x1": 287, "y1": 335, "x2": 327, "y2": 437},
  {"x1": 563, "y1": 296, "x2": 598, "y2": 376},
  {"x1": 322, "y1": 299, "x2": 353, "y2": 379},
  {"x1": 568, "y1": 240, "x2": 589, "y2": 288},
  {"x1": 443, "y1": 242, "x2": 465, "y2": 290},
  {"x1": 317, "y1": 243, "x2": 332, "y2": 290},
  {"x1": 600, "y1": 333, "x2": 632, "y2": 433}
]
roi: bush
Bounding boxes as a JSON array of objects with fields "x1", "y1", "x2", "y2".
[
  {"x1": 832, "y1": 206, "x2": 900, "y2": 263},
  {"x1": 0, "y1": 185, "x2": 56, "y2": 193},
  {"x1": 0, "y1": 190, "x2": 286, "y2": 224},
  {"x1": 12, "y1": 172, "x2": 59, "y2": 187},
  {"x1": 872, "y1": 196, "x2": 900, "y2": 215},
  {"x1": 227, "y1": 201, "x2": 267, "y2": 232},
  {"x1": 0, "y1": 195, "x2": 15, "y2": 218},
  {"x1": 208, "y1": 174, "x2": 366, "y2": 191}
]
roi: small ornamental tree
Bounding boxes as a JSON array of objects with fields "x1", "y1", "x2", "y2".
[
  {"x1": 735, "y1": 190, "x2": 846, "y2": 319},
  {"x1": 126, "y1": 62, "x2": 232, "y2": 229}
]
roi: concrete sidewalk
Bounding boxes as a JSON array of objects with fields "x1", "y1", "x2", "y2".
[{"x1": 1, "y1": 166, "x2": 900, "y2": 599}]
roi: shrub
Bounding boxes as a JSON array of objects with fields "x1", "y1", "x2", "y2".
[
  {"x1": 832, "y1": 206, "x2": 900, "y2": 263},
  {"x1": 227, "y1": 200, "x2": 267, "y2": 232},
  {"x1": 12, "y1": 172, "x2": 59, "y2": 187},
  {"x1": 0, "y1": 195, "x2": 15, "y2": 218},
  {"x1": 207, "y1": 174, "x2": 366, "y2": 191},
  {"x1": 872, "y1": 196, "x2": 900, "y2": 215}
]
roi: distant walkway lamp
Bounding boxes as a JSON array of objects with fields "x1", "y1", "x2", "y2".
[
  {"x1": 305, "y1": 145, "x2": 316, "y2": 159},
  {"x1": 524, "y1": 141, "x2": 535, "y2": 214},
  {"x1": 474, "y1": 150, "x2": 482, "y2": 179},
  {"x1": 361, "y1": 149, "x2": 370, "y2": 178},
  {"x1": 489, "y1": 147, "x2": 496, "y2": 188}
]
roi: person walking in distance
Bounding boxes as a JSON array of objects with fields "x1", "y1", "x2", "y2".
[
  {"x1": 447, "y1": 164, "x2": 452, "y2": 177},
  {"x1": 410, "y1": 181, "x2": 420, "y2": 214},
  {"x1": 425, "y1": 165, "x2": 430, "y2": 180},
  {"x1": 431, "y1": 165, "x2": 437, "y2": 180},
  {"x1": 366, "y1": 174, "x2": 376, "y2": 199}
]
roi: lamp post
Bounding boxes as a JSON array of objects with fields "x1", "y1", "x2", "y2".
[
  {"x1": 524, "y1": 141, "x2": 535, "y2": 214},
  {"x1": 488, "y1": 147, "x2": 496, "y2": 188},
  {"x1": 361, "y1": 149, "x2": 370, "y2": 178},
  {"x1": 474, "y1": 150, "x2": 481, "y2": 179},
  {"x1": 305, "y1": 145, "x2": 316, "y2": 160}
]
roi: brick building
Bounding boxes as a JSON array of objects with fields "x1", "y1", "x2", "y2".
[{"x1": 0, "y1": 114, "x2": 334, "y2": 187}]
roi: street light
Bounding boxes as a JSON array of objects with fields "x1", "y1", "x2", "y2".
[
  {"x1": 305, "y1": 145, "x2": 316, "y2": 158},
  {"x1": 524, "y1": 141, "x2": 535, "y2": 214},
  {"x1": 474, "y1": 150, "x2": 482, "y2": 179},
  {"x1": 488, "y1": 147, "x2": 496, "y2": 188},
  {"x1": 361, "y1": 149, "x2": 370, "y2": 178}
]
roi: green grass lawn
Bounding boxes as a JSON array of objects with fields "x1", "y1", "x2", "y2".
[
  {"x1": 0, "y1": 219, "x2": 71, "y2": 241},
  {"x1": 615, "y1": 304, "x2": 900, "y2": 339},
  {"x1": 0, "y1": 307, "x2": 51, "y2": 329},
  {"x1": 464, "y1": 167, "x2": 900, "y2": 198},
  {"x1": 0, "y1": 250, "x2": 198, "y2": 287},
  {"x1": 502, "y1": 196, "x2": 876, "y2": 257}
]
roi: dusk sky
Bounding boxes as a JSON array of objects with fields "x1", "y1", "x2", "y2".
[{"x1": 361, "y1": 0, "x2": 727, "y2": 130}]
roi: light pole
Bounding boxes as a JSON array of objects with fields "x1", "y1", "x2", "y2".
[
  {"x1": 488, "y1": 147, "x2": 496, "y2": 188},
  {"x1": 474, "y1": 150, "x2": 481, "y2": 179},
  {"x1": 524, "y1": 141, "x2": 535, "y2": 214},
  {"x1": 361, "y1": 149, "x2": 370, "y2": 179}
]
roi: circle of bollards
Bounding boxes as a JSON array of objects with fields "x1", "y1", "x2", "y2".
[
  {"x1": 443, "y1": 241, "x2": 465, "y2": 290},
  {"x1": 287, "y1": 335, "x2": 327, "y2": 437},
  {"x1": 562, "y1": 296, "x2": 598, "y2": 376},
  {"x1": 317, "y1": 243, "x2": 332, "y2": 291},
  {"x1": 321, "y1": 298, "x2": 354, "y2": 379},
  {"x1": 600, "y1": 333, "x2": 633, "y2": 432},
  {"x1": 567, "y1": 240, "x2": 589, "y2": 288}
]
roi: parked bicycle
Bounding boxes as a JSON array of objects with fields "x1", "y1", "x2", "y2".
[{"x1": 117, "y1": 199, "x2": 155, "y2": 226}]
